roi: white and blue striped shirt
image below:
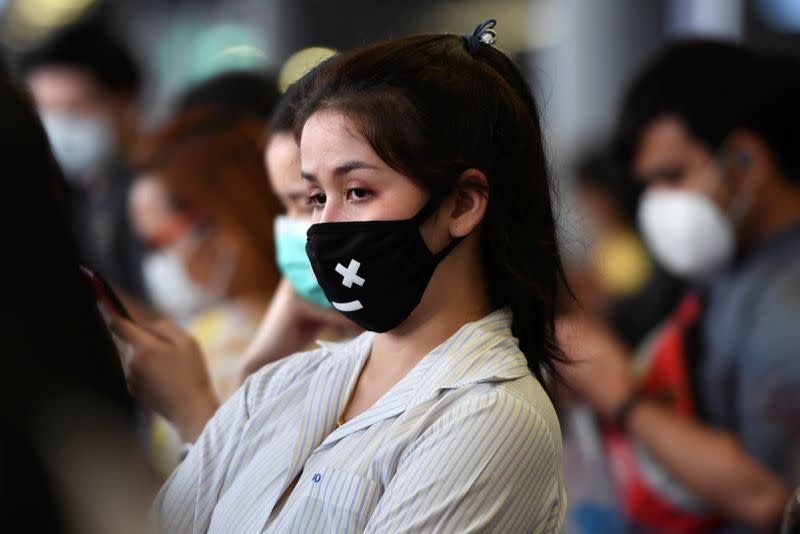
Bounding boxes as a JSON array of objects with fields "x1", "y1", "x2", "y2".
[{"x1": 154, "y1": 308, "x2": 566, "y2": 533}]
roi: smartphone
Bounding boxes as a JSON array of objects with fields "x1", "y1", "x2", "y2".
[{"x1": 80, "y1": 265, "x2": 133, "y2": 320}]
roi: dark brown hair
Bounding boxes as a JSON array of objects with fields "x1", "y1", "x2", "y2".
[{"x1": 295, "y1": 33, "x2": 567, "y2": 383}]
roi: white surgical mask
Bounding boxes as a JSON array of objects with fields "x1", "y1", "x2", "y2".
[
  {"x1": 638, "y1": 189, "x2": 735, "y2": 282},
  {"x1": 40, "y1": 111, "x2": 115, "y2": 182},
  {"x1": 143, "y1": 243, "x2": 237, "y2": 322}
]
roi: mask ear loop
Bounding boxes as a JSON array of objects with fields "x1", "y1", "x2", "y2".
[
  {"x1": 715, "y1": 146, "x2": 760, "y2": 225},
  {"x1": 411, "y1": 190, "x2": 449, "y2": 225},
  {"x1": 411, "y1": 190, "x2": 466, "y2": 263},
  {"x1": 432, "y1": 236, "x2": 465, "y2": 263}
]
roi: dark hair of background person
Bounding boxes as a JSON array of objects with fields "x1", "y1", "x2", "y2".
[
  {"x1": 139, "y1": 110, "x2": 283, "y2": 295},
  {"x1": 576, "y1": 144, "x2": 643, "y2": 226},
  {"x1": 616, "y1": 39, "x2": 800, "y2": 184},
  {"x1": 269, "y1": 79, "x2": 304, "y2": 134},
  {"x1": 177, "y1": 70, "x2": 281, "y2": 122},
  {"x1": 17, "y1": 20, "x2": 141, "y2": 95},
  {"x1": 0, "y1": 67, "x2": 137, "y2": 531},
  {"x1": 295, "y1": 34, "x2": 569, "y2": 384}
]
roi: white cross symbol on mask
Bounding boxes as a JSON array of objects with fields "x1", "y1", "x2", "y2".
[{"x1": 335, "y1": 259, "x2": 365, "y2": 288}]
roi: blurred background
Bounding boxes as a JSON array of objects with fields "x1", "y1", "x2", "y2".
[
  {"x1": 4, "y1": 0, "x2": 800, "y2": 149},
  {"x1": 4, "y1": 0, "x2": 800, "y2": 247}
]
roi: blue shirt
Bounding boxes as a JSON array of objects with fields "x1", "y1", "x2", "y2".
[{"x1": 702, "y1": 223, "x2": 800, "y2": 530}]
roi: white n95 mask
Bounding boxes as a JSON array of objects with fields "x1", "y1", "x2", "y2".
[
  {"x1": 637, "y1": 189, "x2": 734, "y2": 282},
  {"x1": 143, "y1": 245, "x2": 237, "y2": 323}
]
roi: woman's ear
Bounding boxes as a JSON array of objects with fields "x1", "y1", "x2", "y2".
[{"x1": 448, "y1": 169, "x2": 489, "y2": 238}]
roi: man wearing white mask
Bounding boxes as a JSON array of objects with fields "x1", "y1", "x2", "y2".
[
  {"x1": 559, "y1": 41, "x2": 800, "y2": 533},
  {"x1": 20, "y1": 21, "x2": 147, "y2": 299}
]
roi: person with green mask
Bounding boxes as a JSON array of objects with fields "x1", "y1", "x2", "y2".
[{"x1": 235, "y1": 76, "x2": 358, "y2": 382}]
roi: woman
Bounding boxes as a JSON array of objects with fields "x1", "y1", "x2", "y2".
[
  {"x1": 130, "y1": 110, "x2": 282, "y2": 398},
  {"x1": 112, "y1": 21, "x2": 567, "y2": 532},
  {"x1": 129, "y1": 111, "x2": 283, "y2": 472}
]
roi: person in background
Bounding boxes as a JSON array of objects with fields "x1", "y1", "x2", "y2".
[
  {"x1": 129, "y1": 110, "x2": 282, "y2": 473},
  {"x1": 570, "y1": 145, "x2": 683, "y2": 348},
  {"x1": 562, "y1": 146, "x2": 685, "y2": 534},
  {"x1": 559, "y1": 40, "x2": 800, "y2": 533},
  {"x1": 19, "y1": 21, "x2": 148, "y2": 300},
  {"x1": 236, "y1": 74, "x2": 358, "y2": 380},
  {"x1": 0, "y1": 61, "x2": 155, "y2": 534}
]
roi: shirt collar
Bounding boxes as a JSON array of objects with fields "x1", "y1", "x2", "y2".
[
  {"x1": 317, "y1": 307, "x2": 529, "y2": 396},
  {"x1": 312, "y1": 308, "x2": 530, "y2": 448},
  {"x1": 412, "y1": 307, "x2": 529, "y2": 392}
]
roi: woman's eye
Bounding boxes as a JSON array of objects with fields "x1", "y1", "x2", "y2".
[
  {"x1": 307, "y1": 193, "x2": 326, "y2": 207},
  {"x1": 346, "y1": 188, "x2": 372, "y2": 201}
]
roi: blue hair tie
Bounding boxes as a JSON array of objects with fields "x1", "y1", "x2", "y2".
[{"x1": 462, "y1": 19, "x2": 497, "y2": 54}]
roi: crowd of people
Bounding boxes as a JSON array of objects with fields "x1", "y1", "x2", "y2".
[{"x1": 2, "y1": 15, "x2": 800, "y2": 534}]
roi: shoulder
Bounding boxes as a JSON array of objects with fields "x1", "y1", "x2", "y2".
[
  {"x1": 475, "y1": 377, "x2": 562, "y2": 450},
  {"x1": 416, "y1": 375, "x2": 562, "y2": 463}
]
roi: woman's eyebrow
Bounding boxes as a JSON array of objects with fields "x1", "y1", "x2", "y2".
[
  {"x1": 334, "y1": 160, "x2": 379, "y2": 176},
  {"x1": 302, "y1": 161, "x2": 379, "y2": 182}
]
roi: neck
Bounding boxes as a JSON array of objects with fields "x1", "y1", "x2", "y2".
[
  {"x1": 742, "y1": 179, "x2": 800, "y2": 249},
  {"x1": 371, "y1": 241, "x2": 491, "y2": 372}
]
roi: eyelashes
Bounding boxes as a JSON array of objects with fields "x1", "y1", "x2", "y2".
[
  {"x1": 306, "y1": 193, "x2": 326, "y2": 207},
  {"x1": 306, "y1": 188, "x2": 374, "y2": 208}
]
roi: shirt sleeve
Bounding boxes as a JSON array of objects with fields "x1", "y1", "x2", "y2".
[
  {"x1": 364, "y1": 387, "x2": 566, "y2": 533},
  {"x1": 151, "y1": 347, "x2": 325, "y2": 533},
  {"x1": 151, "y1": 376, "x2": 253, "y2": 534}
]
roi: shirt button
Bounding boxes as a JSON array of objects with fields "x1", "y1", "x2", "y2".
[{"x1": 312, "y1": 473, "x2": 322, "y2": 483}]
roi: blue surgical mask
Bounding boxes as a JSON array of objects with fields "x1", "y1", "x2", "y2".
[{"x1": 274, "y1": 215, "x2": 331, "y2": 308}]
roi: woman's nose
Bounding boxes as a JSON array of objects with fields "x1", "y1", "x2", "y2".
[{"x1": 318, "y1": 199, "x2": 344, "y2": 224}]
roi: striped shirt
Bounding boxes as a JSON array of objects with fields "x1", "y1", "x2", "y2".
[{"x1": 154, "y1": 308, "x2": 566, "y2": 533}]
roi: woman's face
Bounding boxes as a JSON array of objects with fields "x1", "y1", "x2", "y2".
[
  {"x1": 265, "y1": 133, "x2": 313, "y2": 219},
  {"x1": 128, "y1": 174, "x2": 232, "y2": 290},
  {"x1": 129, "y1": 174, "x2": 181, "y2": 244},
  {"x1": 299, "y1": 110, "x2": 428, "y2": 225}
]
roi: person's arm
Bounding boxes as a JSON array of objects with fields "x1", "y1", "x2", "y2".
[
  {"x1": 151, "y1": 374, "x2": 254, "y2": 534},
  {"x1": 626, "y1": 400, "x2": 788, "y2": 531},
  {"x1": 364, "y1": 389, "x2": 565, "y2": 533},
  {"x1": 236, "y1": 278, "x2": 356, "y2": 383},
  {"x1": 557, "y1": 315, "x2": 789, "y2": 532},
  {"x1": 108, "y1": 314, "x2": 219, "y2": 442}
]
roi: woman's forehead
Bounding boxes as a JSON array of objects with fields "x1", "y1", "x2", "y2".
[{"x1": 300, "y1": 112, "x2": 377, "y2": 167}]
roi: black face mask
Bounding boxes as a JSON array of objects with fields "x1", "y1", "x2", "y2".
[{"x1": 305, "y1": 195, "x2": 462, "y2": 333}]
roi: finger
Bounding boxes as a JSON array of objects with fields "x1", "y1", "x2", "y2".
[
  {"x1": 108, "y1": 313, "x2": 161, "y2": 347},
  {"x1": 147, "y1": 318, "x2": 189, "y2": 345}
]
